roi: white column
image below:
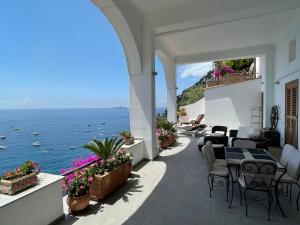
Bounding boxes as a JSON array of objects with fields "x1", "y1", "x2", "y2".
[
  {"x1": 158, "y1": 53, "x2": 177, "y2": 123},
  {"x1": 261, "y1": 50, "x2": 275, "y2": 128},
  {"x1": 129, "y1": 27, "x2": 158, "y2": 160},
  {"x1": 166, "y1": 61, "x2": 177, "y2": 123},
  {"x1": 255, "y1": 57, "x2": 261, "y2": 78}
]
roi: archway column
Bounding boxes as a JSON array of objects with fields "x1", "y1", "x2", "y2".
[
  {"x1": 261, "y1": 50, "x2": 275, "y2": 128},
  {"x1": 165, "y1": 59, "x2": 177, "y2": 123},
  {"x1": 129, "y1": 27, "x2": 158, "y2": 160}
]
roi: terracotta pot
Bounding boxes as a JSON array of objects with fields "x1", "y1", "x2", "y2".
[
  {"x1": 90, "y1": 160, "x2": 132, "y2": 201},
  {"x1": 159, "y1": 139, "x2": 169, "y2": 149},
  {"x1": 67, "y1": 193, "x2": 90, "y2": 212},
  {"x1": 168, "y1": 135, "x2": 176, "y2": 146},
  {"x1": 0, "y1": 173, "x2": 38, "y2": 195}
]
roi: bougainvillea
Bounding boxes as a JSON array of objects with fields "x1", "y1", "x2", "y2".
[{"x1": 213, "y1": 65, "x2": 235, "y2": 80}]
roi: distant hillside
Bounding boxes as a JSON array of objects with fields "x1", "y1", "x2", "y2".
[
  {"x1": 177, "y1": 70, "x2": 213, "y2": 107},
  {"x1": 177, "y1": 58, "x2": 254, "y2": 107}
]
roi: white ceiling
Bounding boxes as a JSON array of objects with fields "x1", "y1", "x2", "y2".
[
  {"x1": 157, "y1": 9, "x2": 295, "y2": 57},
  {"x1": 126, "y1": 0, "x2": 293, "y2": 27}
]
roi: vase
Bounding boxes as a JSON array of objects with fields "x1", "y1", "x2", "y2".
[{"x1": 67, "y1": 192, "x2": 91, "y2": 212}]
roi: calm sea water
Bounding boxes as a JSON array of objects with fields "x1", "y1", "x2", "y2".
[{"x1": 0, "y1": 108, "x2": 165, "y2": 175}]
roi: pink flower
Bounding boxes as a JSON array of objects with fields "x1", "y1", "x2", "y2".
[
  {"x1": 88, "y1": 177, "x2": 93, "y2": 183},
  {"x1": 79, "y1": 185, "x2": 84, "y2": 190}
]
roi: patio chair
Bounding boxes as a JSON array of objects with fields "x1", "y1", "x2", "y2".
[
  {"x1": 205, "y1": 141, "x2": 227, "y2": 167},
  {"x1": 198, "y1": 125, "x2": 228, "y2": 158},
  {"x1": 234, "y1": 140, "x2": 256, "y2": 149},
  {"x1": 273, "y1": 146, "x2": 300, "y2": 210},
  {"x1": 212, "y1": 125, "x2": 227, "y2": 136},
  {"x1": 202, "y1": 144, "x2": 229, "y2": 201},
  {"x1": 238, "y1": 159, "x2": 277, "y2": 221},
  {"x1": 181, "y1": 114, "x2": 204, "y2": 126}
]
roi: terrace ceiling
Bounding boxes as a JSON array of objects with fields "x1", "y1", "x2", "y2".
[{"x1": 114, "y1": 0, "x2": 300, "y2": 62}]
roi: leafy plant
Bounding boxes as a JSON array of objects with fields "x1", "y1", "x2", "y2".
[
  {"x1": 120, "y1": 130, "x2": 132, "y2": 139},
  {"x1": 63, "y1": 168, "x2": 93, "y2": 197},
  {"x1": 83, "y1": 137, "x2": 124, "y2": 160},
  {"x1": 1, "y1": 160, "x2": 40, "y2": 180},
  {"x1": 156, "y1": 119, "x2": 177, "y2": 134},
  {"x1": 156, "y1": 128, "x2": 169, "y2": 142}
]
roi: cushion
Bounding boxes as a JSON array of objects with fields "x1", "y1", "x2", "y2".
[
  {"x1": 210, "y1": 133, "x2": 224, "y2": 137},
  {"x1": 237, "y1": 127, "x2": 251, "y2": 138}
]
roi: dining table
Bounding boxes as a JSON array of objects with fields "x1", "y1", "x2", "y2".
[{"x1": 225, "y1": 147, "x2": 287, "y2": 217}]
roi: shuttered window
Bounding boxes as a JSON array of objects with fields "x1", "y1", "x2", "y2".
[{"x1": 285, "y1": 79, "x2": 298, "y2": 148}]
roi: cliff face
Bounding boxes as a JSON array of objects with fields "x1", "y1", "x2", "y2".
[{"x1": 177, "y1": 71, "x2": 212, "y2": 107}]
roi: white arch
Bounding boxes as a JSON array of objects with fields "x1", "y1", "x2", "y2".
[{"x1": 92, "y1": 0, "x2": 142, "y2": 75}]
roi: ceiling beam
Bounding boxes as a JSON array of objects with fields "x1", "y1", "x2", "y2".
[{"x1": 175, "y1": 44, "x2": 274, "y2": 65}]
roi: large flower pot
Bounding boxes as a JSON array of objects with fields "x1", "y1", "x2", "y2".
[
  {"x1": 168, "y1": 135, "x2": 176, "y2": 146},
  {"x1": 67, "y1": 193, "x2": 91, "y2": 212},
  {"x1": 159, "y1": 139, "x2": 169, "y2": 149},
  {"x1": 90, "y1": 160, "x2": 132, "y2": 201},
  {"x1": 0, "y1": 173, "x2": 38, "y2": 195}
]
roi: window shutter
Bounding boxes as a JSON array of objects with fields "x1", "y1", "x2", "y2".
[{"x1": 285, "y1": 80, "x2": 298, "y2": 148}]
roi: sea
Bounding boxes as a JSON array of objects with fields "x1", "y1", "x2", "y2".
[{"x1": 0, "y1": 108, "x2": 165, "y2": 175}]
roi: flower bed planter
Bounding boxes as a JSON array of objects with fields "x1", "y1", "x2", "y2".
[
  {"x1": 0, "y1": 173, "x2": 38, "y2": 195},
  {"x1": 67, "y1": 192, "x2": 91, "y2": 212},
  {"x1": 89, "y1": 160, "x2": 132, "y2": 201}
]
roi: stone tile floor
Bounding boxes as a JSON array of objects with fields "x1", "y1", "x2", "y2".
[{"x1": 57, "y1": 136, "x2": 300, "y2": 225}]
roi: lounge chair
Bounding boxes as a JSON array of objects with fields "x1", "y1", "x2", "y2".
[
  {"x1": 181, "y1": 114, "x2": 204, "y2": 126},
  {"x1": 178, "y1": 124, "x2": 207, "y2": 137}
]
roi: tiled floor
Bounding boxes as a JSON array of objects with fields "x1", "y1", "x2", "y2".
[{"x1": 57, "y1": 136, "x2": 300, "y2": 225}]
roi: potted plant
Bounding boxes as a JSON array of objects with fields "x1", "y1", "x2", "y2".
[
  {"x1": 156, "y1": 119, "x2": 177, "y2": 147},
  {"x1": 83, "y1": 137, "x2": 132, "y2": 200},
  {"x1": 63, "y1": 168, "x2": 93, "y2": 213},
  {"x1": 0, "y1": 160, "x2": 40, "y2": 195},
  {"x1": 156, "y1": 128, "x2": 170, "y2": 149},
  {"x1": 120, "y1": 130, "x2": 135, "y2": 145},
  {"x1": 178, "y1": 108, "x2": 188, "y2": 123}
]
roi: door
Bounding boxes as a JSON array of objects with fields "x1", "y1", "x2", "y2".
[{"x1": 285, "y1": 79, "x2": 298, "y2": 147}]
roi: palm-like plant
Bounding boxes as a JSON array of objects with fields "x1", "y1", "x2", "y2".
[{"x1": 83, "y1": 137, "x2": 124, "y2": 160}]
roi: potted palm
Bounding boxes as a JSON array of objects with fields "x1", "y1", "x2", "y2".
[
  {"x1": 120, "y1": 130, "x2": 135, "y2": 145},
  {"x1": 64, "y1": 168, "x2": 93, "y2": 213},
  {"x1": 0, "y1": 160, "x2": 40, "y2": 195},
  {"x1": 83, "y1": 137, "x2": 132, "y2": 200}
]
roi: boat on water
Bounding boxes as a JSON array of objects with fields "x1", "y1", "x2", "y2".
[
  {"x1": 85, "y1": 130, "x2": 91, "y2": 132},
  {"x1": 32, "y1": 142, "x2": 40, "y2": 146},
  {"x1": 100, "y1": 122, "x2": 105, "y2": 125},
  {"x1": 33, "y1": 132, "x2": 39, "y2": 135},
  {"x1": 0, "y1": 136, "x2": 5, "y2": 139},
  {"x1": 69, "y1": 146, "x2": 76, "y2": 149},
  {"x1": 0, "y1": 145, "x2": 6, "y2": 150},
  {"x1": 14, "y1": 128, "x2": 20, "y2": 131}
]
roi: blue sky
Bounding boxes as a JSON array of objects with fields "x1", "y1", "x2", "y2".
[{"x1": 0, "y1": 0, "x2": 212, "y2": 109}]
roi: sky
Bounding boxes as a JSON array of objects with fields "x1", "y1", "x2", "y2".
[{"x1": 0, "y1": 0, "x2": 212, "y2": 109}]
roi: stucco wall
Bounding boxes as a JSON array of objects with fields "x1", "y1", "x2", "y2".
[
  {"x1": 181, "y1": 98, "x2": 205, "y2": 121},
  {"x1": 204, "y1": 79, "x2": 262, "y2": 131},
  {"x1": 274, "y1": 9, "x2": 300, "y2": 146}
]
